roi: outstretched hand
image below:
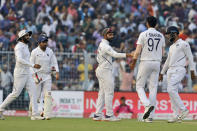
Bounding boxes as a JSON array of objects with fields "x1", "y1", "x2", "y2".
[{"x1": 126, "y1": 51, "x2": 134, "y2": 58}]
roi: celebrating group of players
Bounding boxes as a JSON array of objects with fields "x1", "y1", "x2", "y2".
[
  {"x1": 0, "y1": 16, "x2": 196, "y2": 122},
  {"x1": 93, "y1": 16, "x2": 196, "y2": 123}
]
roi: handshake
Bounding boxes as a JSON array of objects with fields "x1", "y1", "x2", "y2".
[
  {"x1": 126, "y1": 51, "x2": 137, "y2": 70},
  {"x1": 126, "y1": 51, "x2": 134, "y2": 58}
]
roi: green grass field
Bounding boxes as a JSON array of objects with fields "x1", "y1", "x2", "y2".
[{"x1": 0, "y1": 117, "x2": 197, "y2": 131}]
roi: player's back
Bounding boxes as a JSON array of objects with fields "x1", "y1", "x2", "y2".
[{"x1": 137, "y1": 28, "x2": 165, "y2": 61}]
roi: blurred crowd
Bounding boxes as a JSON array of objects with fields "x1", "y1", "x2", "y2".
[{"x1": 0, "y1": 0, "x2": 197, "y2": 93}]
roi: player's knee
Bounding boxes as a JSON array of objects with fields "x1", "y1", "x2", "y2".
[
  {"x1": 105, "y1": 90, "x2": 114, "y2": 97},
  {"x1": 136, "y1": 85, "x2": 144, "y2": 91},
  {"x1": 167, "y1": 87, "x2": 175, "y2": 95},
  {"x1": 107, "y1": 90, "x2": 114, "y2": 96}
]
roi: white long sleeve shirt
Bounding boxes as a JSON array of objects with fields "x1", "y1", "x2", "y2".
[
  {"x1": 97, "y1": 39, "x2": 126, "y2": 70},
  {"x1": 30, "y1": 47, "x2": 59, "y2": 80},
  {"x1": 14, "y1": 42, "x2": 34, "y2": 76},
  {"x1": 161, "y1": 39, "x2": 195, "y2": 74}
]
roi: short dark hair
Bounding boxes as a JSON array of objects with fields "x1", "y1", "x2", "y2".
[
  {"x1": 102, "y1": 28, "x2": 113, "y2": 36},
  {"x1": 146, "y1": 16, "x2": 157, "y2": 27},
  {"x1": 120, "y1": 97, "x2": 126, "y2": 101}
]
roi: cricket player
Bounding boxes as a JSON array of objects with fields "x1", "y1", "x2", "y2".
[
  {"x1": 0, "y1": 30, "x2": 44, "y2": 120},
  {"x1": 30, "y1": 35, "x2": 59, "y2": 120},
  {"x1": 130, "y1": 16, "x2": 165, "y2": 122},
  {"x1": 159, "y1": 26, "x2": 196, "y2": 123},
  {"x1": 93, "y1": 28, "x2": 133, "y2": 121}
]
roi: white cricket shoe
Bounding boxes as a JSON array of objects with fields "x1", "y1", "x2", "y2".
[
  {"x1": 167, "y1": 116, "x2": 181, "y2": 123},
  {"x1": 45, "y1": 117, "x2": 51, "y2": 120},
  {"x1": 0, "y1": 111, "x2": 5, "y2": 120},
  {"x1": 31, "y1": 115, "x2": 45, "y2": 120},
  {"x1": 179, "y1": 109, "x2": 189, "y2": 120},
  {"x1": 143, "y1": 105, "x2": 154, "y2": 120},
  {"x1": 103, "y1": 115, "x2": 121, "y2": 121},
  {"x1": 92, "y1": 114, "x2": 102, "y2": 121},
  {"x1": 143, "y1": 118, "x2": 153, "y2": 123}
]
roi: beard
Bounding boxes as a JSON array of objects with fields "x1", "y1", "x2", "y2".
[
  {"x1": 168, "y1": 33, "x2": 177, "y2": 43},
  {"x1": 169, "y1": 37, "x2": 175, "y2": 43},
  {"x1": 22, "y1": 38, "x2": 30, "y2": 43},
  {"x1": 107, "y1": 38, "x2": 114, "y2": 42},
  {"x1": 40, "y1": 45, "x2": 47, "y2": 51},
  {"x1": 42, "y1": 46, "x2": 47, "y2": 50}
]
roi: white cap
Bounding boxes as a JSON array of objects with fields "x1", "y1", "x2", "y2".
[{"x1": 17, "y1": 30, "x2": 32, "y2": 41}]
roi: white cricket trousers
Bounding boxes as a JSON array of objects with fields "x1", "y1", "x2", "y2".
[
  {"x1": 167, "y1": 67, "x2": 187, "y2": 116},
  {"x1": 95, "y1": 67, "x2": 114, "y2": 116},
  {"x1": 36, "y1": 79, "x2": 52, "y2": 101},
  {"x1": 36, "y1": 79, "x2": 51, "y2": 112},
  {"x1": 136, "y1": 61, "x2": 160, "y2": 118},
  {"x1": 0, "y1": 74, "x2": 38, "y2": 116}
]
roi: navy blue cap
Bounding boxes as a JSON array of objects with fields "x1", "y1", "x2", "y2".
[
  {"x1": 165, "y1": 26, "x2": 179, "y2": 34},
  {"x1": 37, "y1": 35, "x2": 48, "y2": 43}
]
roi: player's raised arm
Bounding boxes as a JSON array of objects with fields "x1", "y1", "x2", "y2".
[
  {"x1": 105, "y1": 46, "x2": 126, "y2": 58},
  {"x1": 102, "y1": 28, "x2": 132, "y2": 59}
]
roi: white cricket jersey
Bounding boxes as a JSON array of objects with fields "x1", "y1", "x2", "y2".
[
  {"x1": 30, "y1": 47, "x2": 59, "y2": 77},
  {"x1": 14, "y1": 42, "x2": 34, "y2": 75},
  {"x1": 97, "y1": 39, "x2": 126, "y2": 70},
  {"x1": 137, "y1": 28, "x2": 165, "y2": 61},
  {"x1": 161, "y1": 39, "x2": 195, "y2": 74}
]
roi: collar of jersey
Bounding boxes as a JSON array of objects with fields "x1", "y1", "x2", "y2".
[
  {"x1": 18, "y1": 42, "x2": 28, "y2": 47},
  {"x1": 38, "y1": 46, "x2": 47, "y2": 52},
  {"x1": 148, "y1": 27, "x2": 155, "y2": 30},
  {"x1": 102, "y1": 39, "x2": 109, "y2": 45},
  {"x1": 173, "y1": 39, "x2": 182, "y2": 45}
]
